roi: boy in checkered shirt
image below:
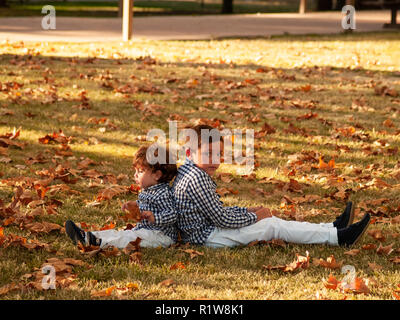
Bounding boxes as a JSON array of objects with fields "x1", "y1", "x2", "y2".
[
  {"x1": 172, "y1": 124, "x2": 370, "y2": 248},
  {"x1": 66, "y1": 145, "x2": 178, "y2": 249}
]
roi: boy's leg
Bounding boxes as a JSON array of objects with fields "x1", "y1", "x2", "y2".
[
  {"x1": 205, "y1": 216, "x2": 338, "y2": 248},
  {"x1": 307, "y1": 201, "x2": 355, "y2": 229},
  {"x1": 91, "y1": 228, "x2": 174, "y2": 249}
]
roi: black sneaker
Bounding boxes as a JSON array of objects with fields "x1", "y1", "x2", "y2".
[
  {"x1": 65, "y1": 220, "x2": 102, "y2": 246},
  {"x1": 87, "y1": 231, "x2": 102, "y2": 246},
  {"x1": 65, "y1": 220, "x2": 86, "y2": 245},
  {"x1": 333, "y1": 201, "x2": 355, "y2": 229},
  {"x1": 337, "y1": 213, "x2": 371, "y2": 247}
]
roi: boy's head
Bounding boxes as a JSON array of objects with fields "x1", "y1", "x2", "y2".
[
  {"x1": 185, "y1": 124, "x2": 224, "y2": 176},
  {"x1": 133, "y1": 145, "x2": 177, "y2": 189}
]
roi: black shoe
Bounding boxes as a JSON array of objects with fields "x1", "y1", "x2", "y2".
[
  {"x1": 337, "y1": 213, "x2": 371, "y2": 247},
  {"x1": 65, "y1": 220, "x2": 86, "y2": 245},
  {"x1": 65, "y1": 220, "x2": 102, "y2": 246},
  {"x1": 333, "y1": 201, "x2": 355, "y2": 229},
  {"x1": 87, "y1": 231, "x2": 102, "y2": 246}
]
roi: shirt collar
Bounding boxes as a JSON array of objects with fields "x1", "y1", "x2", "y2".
[
  {"x1": 142, "y1": 182, "x2": 169, "y2": 193},
  {"x1": 183, "y1": 158, "x2": 217, "y2": 187}
]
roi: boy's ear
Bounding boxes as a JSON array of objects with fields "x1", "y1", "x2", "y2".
[{"x1": 154, "y1": 169, "x2": 163, "y2": 181}]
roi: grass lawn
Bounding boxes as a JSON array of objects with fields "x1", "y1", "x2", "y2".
[
  {"x1": 0, "y1": 0, "x2": 303, "y2": 17},
  {"x1": 0, "y1": 32, "x2": 400, "y2": 300}
]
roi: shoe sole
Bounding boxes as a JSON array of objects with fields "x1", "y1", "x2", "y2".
[
  {"x1": 349, "y1": 214, "x2": 371, "y2": 247},
  {"x1": 346, "y1": 201, "x2": 355, "y2": 227},
  {"x1": 65, "y1": 220, "x2": 85, "y2": 245}
]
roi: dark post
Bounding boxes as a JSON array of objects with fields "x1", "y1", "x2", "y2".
[{"x1": 221, "y1": 0, "x2": 233, "y2": 13}]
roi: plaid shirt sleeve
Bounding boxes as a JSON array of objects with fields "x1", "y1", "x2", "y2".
[
  {"x1": 151, "y1": 192, "x2": 177, "y2": 227},
  {"x1": 188, "y1": 174, "x2": 257, "y2": 229}
]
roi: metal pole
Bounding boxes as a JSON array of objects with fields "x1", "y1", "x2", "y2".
[
  {"x1": 299, "y1": 0, "x2": 306, "y2": 14},
  {"x1": 122, "y1": 0, "x2": 133, "y2": 41}
]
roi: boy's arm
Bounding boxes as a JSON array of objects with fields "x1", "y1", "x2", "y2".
[
  {"x1": 189, "y1": 180, "x2": 257, "y2": 229},
  {"x1": 149, "y1": 195, "x2": 177, "y2": 227}
]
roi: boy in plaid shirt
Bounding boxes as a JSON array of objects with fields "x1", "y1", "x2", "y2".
[
  {"x1": 66, "y1": 145, "x2": 178, "y2": 249},
  {"x1": 172, "y1": 125, "x2": 370, "y2": 248}
]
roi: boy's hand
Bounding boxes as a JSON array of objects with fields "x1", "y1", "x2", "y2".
[
  {"x1": 141, "y1": 211, "x2": 155, "y2": 224},
  {"x1": 255, "y1": 207, "x2": 272, "y2": 221},
  {"x1": 121, "y1": 201, "x2": 141, "y2": 221},
  {"x1": 121, "y1": 200, "x2": 138, "y2": 213}
]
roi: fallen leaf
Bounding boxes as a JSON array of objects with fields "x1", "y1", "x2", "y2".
[
  {"x1": 344, "y1": 249, "x2": 360, "y2": 256},
  {"x1": 159, "y1": 278, "x2": 175, "y2": 287},
  {"x1": 180, "y1": 249, "x2": 204, "y2": 259},
  {"x1": 264, "y1": 251, "x2": 309, "y2": 272},
  {"x1": 323, "y1": 274, "x2": 340, "y2": 290},
  {"x1": 368, "y1": 262, "x2": 383, "y2": 271},
  {"x1": 313, "y1": 255, "x2": 343, "y2": 269},
  {"x1": 376, "y1": 243, "x2": 394, "y2": 255},
  {"x1": 91, "y1": 285, "x2": 116, "y2": 297},
  {"x1": 170, "y1": 262, "x2": 186, "y2": 270}
]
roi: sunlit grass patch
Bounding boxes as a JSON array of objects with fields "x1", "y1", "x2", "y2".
[{"x1": 0, "y1": 32, "x2": 399, "y2": 300}]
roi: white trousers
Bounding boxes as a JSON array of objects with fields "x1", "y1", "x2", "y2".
[
  {"x1": 90, "y1": 228, "x2": 175, "y2": 249},
  {"x1": 205, "y1": 216, "x2": 338, "y2": 248}
]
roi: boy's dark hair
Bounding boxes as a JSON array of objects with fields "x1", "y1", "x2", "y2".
[
  {"x1": 185, "y1": 124, "x2": 224, "y2": 148},
  {"x1": 133, "y1": 145, "x2": 177, "y2": 183}
]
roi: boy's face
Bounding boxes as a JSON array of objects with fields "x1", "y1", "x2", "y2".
[
  {"x1": 134, "y1": 165, "x2": 162, "y2": 189},
  {"x1": 192, "y1": 141, "x2": 223, "y2": 176}
]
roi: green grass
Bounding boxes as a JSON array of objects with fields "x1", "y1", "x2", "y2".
[
  {"x1": 0, "y1": 31, "x2": 400, "y2": 300},
  {"x1": 0, "y1": 0, "x2": 303, "y2": 17}
]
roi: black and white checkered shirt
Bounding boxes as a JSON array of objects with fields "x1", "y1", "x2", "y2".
[
  {"x1": 135, "y1": 182, "x2": 178, "y2": 242},
  {"x1": 172, "y1": 158, "x2": 257, "y2": 245}
]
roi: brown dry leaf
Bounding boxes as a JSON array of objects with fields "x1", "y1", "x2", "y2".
[
  {"x1": 383, "y1": 119, "x2": 395, "y2": 128},
  {"x1": 216, "y1": 188, "x2": 239, "y2": 197},
  {"x1": 0, "y1": 282, "x2": 22, "y2": 296},
  {"x1": 344, "y1": 249, "x2": 360, "y2": 256},
  {"x1": 180, "y1": 249, "x2": 204, "y2": 259},
  {"x1": 313, "y1": 255, "x2": 343, "y2": 269},
  {"x1": 362, "y1": 243, "x2": 377, "y2": 251},
  {"x1": 216, "y1": 173, "x2": 234, "y2": 184},
  {"x1": 264, "y1": 251, "x2": 310, "y2": 273},
  {"x1": 114, "y1": 283, "x2": 139, "y2": 296},
  {"x1": 323, "y1": 274, "x2": 340, "y2": 290},
  {"x1": 159, "y1": 278, "x2": 175, "y2": 287},
  {"x1": 287, "y1": 179, "x2": 303, "y2": 193},
  {"x1": 376, "y1": 243, "x2": 394, "y2": 255},
  {"x1": 77, "y1": 242, "x2": 102, "y2": 256},
  {"x1": 123, "y1": 238, "x2": 142, "y2": 265},
  {"x1": 99, "y1": 246, "x2": 121, "y2": 258},
  {"x1": 368, "y1": 262, "x2": 383, "y2": 271},
  {"x1": 91, "y1": 285, "x2": 116, "y2": 297},
  {"x1": 342, "y1": 277, "x2": 371, "y2": 295},
  {"x1": 96, "y1": 186, "x2": 127, "y2": 202},
  {"x1": 390, "y1": 256, "x2": 400, "y2": 264},
  {"x1": 23, "y1": 221, "x2": 62, "y2": 234},
  {"x1": 368, "y1": 229, "x2": 386, "y2": 242}
]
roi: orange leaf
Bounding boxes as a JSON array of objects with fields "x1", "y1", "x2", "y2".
[
  {"x1": 352, "y1": 277, "x2": 371, "y2": 295},
  {"x1": 100, "y1": 222, "x2": 116, "y2": 231},
  {"x1": 323, "y1": 274, "x2": 340, "y2": 290},
  {"x1": 170, "y1": 262, "x2": 186, "y2": 270},
  {"x1": 313, "y1": 255, "x2": 342, "y2": 269}
]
